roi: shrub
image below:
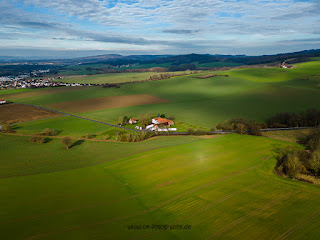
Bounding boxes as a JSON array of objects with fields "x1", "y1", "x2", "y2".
[
  {"x1": 235, "y1": 123, "x2": 247, "y2": 134},
  {"x1": 210, "y1": 127, "x2": 216, "y2": 132},
  {"x1": 1, "y1": 124, "x2": 14, "y2": 133},
  {"x1": 249, "y1": 124, "x2": 262, "y2": 136},
  {"x1": 30, "y1": 136, "x2": 46, "y2": 144},
  {"x1": 216, "y1": 123, "x2": 223, "y2": 130},
  {"x1": 42, "y1": 128, "x2": 58, "y2": 136},
  {"x1": 86, "y1": 133, "x2": 94, "y2": 139},
  {"x1": 187, "y1": 128, "x2": 194, "y2": 134},
  {"x1": 61, "y1": 137, "x2": 72, "y2": 149},
  {"x1": 105, "y1": 134, "x2": 110, "y2": 140},
  {"x1": 304, "y1": 126, "x2": 320, "y2": 151}
]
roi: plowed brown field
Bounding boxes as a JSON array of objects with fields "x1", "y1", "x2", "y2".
[
  {"x1": 47, "y1": 94, "x2": 170, "y2": 113},
  {"x1": 0, "y1": 103, "x2": 61, "y2": 124}
]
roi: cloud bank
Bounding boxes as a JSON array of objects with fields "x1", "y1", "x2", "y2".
[{"x1": 0, "y1": 0, "x2": 319, "y2": 56}]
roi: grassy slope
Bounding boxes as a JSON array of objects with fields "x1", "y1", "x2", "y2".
[
  {"x1": 0, "y1": 133, "x2": 204, "y2": 178},
  {"x1": 263, "y1": 129, "x2": 311, "y2": 143},
  {"x1": 1, "y1": 134, "x2": 320, "y2": 239}
]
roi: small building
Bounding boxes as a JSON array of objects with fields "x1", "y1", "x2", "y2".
[
  {"x1": 129, "y1": 118, "x2": 137, "y2": 124},
  {"x1": 0, "y1": 99, "x2": 6, "y2": 104},
  {"x1": 280, "y1": 62, "x2": 293, "y2": 69}
]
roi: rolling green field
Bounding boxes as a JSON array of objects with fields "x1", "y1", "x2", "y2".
[
  {"x1": 1, "y1": 134, "x2": 320, "y2": 239},
  {"x1": 1, "y1": 59, "x2": 320, "y2": 239}
]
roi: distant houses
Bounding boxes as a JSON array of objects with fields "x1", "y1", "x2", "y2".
[{"x1": 280, "y1": 62, "x2": 293, "y2": 69}]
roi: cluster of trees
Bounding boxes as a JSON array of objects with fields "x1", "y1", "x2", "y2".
[
  {"x1": 266, "y1": 109, "x2": 320, "y2": 128},
  {"x1": 101, "y1": 83, "x2": 120, "y2": 88},
  {"x1": 276, "y1": 127, "x2": 320, "y2": 180},
  {"x1": 137, "y1": 112, "x2": 153, "y2": 128},
  {"x1": 115, "y1": 131, "x2": 153, "y2": 142},
  {"x1": 216, "y1": 118, "x2": 263, "y2": 136},
  {"x1": 29, "y1": 128, "x2": 58, "y2": 144},
  {"x1": 30, "y1": 136, "x2": 46, "y2": 144}
]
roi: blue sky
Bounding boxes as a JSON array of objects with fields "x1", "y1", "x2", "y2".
[{"x1": 0, "y1": 0, "x2": 320, "y2": 57}]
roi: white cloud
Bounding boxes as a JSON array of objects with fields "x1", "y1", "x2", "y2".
[{"x1": 0, "y1": 0, "x2": 319, "y2": 55}]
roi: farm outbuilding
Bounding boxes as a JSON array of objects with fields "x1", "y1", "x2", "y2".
[
  {"x1": 129, "y1": 118, "x2": 137, "y2": 124},
  {"x1": 0, "y1": 99, "x2": 6, "y2": 104}
]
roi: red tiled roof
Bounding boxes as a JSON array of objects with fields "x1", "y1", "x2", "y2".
[{"x1": 154, "y1": 117, "x2": 174, "y2": 125}]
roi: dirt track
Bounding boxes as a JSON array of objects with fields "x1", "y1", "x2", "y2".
[{"x1": 47, "y1": 94, "x2": 171, "y2": 113}]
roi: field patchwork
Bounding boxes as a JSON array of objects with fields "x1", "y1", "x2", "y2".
[{"x1": 46, "y1": 94, "x2": 171, "y2": 113}]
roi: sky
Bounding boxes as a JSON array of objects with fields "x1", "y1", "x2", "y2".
[{"x1": 0, "y1": 0, "x2": 320, "y2": 58}]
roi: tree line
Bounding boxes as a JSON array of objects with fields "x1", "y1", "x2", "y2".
[
  {"x1": 266, "y1": 109, "x2": 320, "y2": 128},
  {"x1": 276, "y1": 126, "x2": 320, "y2": 183}
]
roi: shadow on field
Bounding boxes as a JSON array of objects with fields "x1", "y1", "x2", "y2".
[
  {"x1": 56, "y1": 130, "x2": 63, "y2": 135},
  {"x1": 70, "y1": 140, "x2": 85, "y2": 149},
  {"x1": 44, "y1": 138, "x2": 53, "y2": 143}
]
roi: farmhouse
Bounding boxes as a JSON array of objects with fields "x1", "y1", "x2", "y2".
[
  {"x1": 145, "y1": 117, "x2": 176, "y2": 132},
  {"x1": 129, "y1": 118, "x2": 137, "y2": 124},
  {"x1": 152, "y1": 117, "x2": 174, "y2": 127},
  {"x1": 0, "y1": 99, "x2": 6, "y2": 105},
  {"x1": 280, "y1": 62, "x2": 293, "y2": 69}
]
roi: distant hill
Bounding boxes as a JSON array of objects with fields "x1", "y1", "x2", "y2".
[{"x1": 1, "y1": 49, "x2": 320, "y2": 76}]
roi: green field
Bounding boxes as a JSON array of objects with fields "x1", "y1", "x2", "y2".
[
  {"x1": 2, "y1": 134, "x2": 320, "y2": 239},
  {"x1": 1, "y1": 59, "x2": 320, "y2": 239}
]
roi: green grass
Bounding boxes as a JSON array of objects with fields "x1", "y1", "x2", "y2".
[
  {"x1": 2, "y1": 134, "x2": 320, "y2": 239},
  {"x1": 0, "y1": 88, "x2": 32, "y2": 95},
  {"x1": 0, "y1": 133, "x2": 204, "y2": 178},
  {"x1": 15, "y1": 116, "x2": 115, "y2": 138}
]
